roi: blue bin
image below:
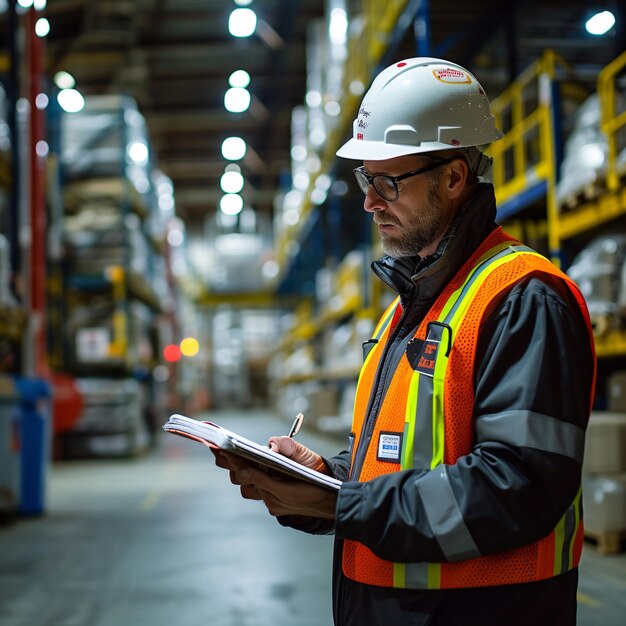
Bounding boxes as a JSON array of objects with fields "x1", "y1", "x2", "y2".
[{"x1": 15, "y1": 378, "x2": 51, "y2": 515}]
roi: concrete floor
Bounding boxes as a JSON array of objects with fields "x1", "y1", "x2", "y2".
[{"x1": 0, "y1": 409, "x2": 625, "y2": 626}]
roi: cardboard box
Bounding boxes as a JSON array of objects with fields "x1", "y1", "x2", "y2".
[
  {"x1": 608, "y1": 371, "x2": 626, "y2": 412},
  {"x1": 582, "y1": 473, "x2": 626, "y2": 533},
  {"x1": 583, "y1": 412, "x2": 626, "y2": 474}
]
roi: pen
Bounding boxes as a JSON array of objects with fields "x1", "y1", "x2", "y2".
[{"x1": 288, "y1": 412, "x2": 304, "y2": 438}]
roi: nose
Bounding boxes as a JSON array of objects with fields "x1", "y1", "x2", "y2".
[{"x1": 363, "y1": 185, "x2": 387, "y2": 213}]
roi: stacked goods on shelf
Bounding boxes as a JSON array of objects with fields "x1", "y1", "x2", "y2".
[
  {"x1": 63, "y1": 210, "x2": 150, "y2": 277},
  {"x1": 566, "y1": 233, "x2": 626, "y2": 335},
  {"x1": 557, "y1": 94, "x2": 610, "y2": 208},
  {"x1": 61, "y1": 95, "x2": 152, "y2": 203},
  {"x1": 557, "y1": 91, "x2": 626, "y2": 210},
  {"x1": 55, "y1": 95, "x2": 173, "y2": 456},
  {"x1": 60, "y1": 378, "x2": 149, "y2": 458},
  {"x1": 583, "y1": 389, "x2": 626, "y2": 553}
]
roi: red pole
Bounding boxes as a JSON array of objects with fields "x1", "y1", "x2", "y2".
[{"x1": 27, "y1": 6, "x2": 48, "y2": 378}]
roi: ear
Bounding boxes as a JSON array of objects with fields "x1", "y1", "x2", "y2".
[{"x1": 445, "y1": 158, "x2": 470, "y2": 200}]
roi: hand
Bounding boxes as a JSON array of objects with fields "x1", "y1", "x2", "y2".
[
  {"x1": 212, "y1": 448, "x2": 337, "y2": 519},
  {"x1": 267, "y1": 436, "x2": 328, "y2": 474}
]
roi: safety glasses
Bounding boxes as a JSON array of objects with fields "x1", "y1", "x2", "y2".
[{"x1": 353, "y1": 156, "x2": 455, "y2": 202}]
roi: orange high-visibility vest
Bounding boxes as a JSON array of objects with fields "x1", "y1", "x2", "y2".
[{"x1": 343, "y1": 227, "x2": 596, "y2": 590}]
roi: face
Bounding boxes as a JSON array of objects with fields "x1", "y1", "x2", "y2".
[{"x1": 361, "y1": 154, "x2": 454, "y2": 258}]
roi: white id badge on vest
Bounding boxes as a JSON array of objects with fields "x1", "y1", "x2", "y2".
[{"x1": 377, "y1": 431, "x2": 402, "y2": 462}]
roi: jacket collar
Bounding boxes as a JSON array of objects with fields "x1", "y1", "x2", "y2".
[{"x1": 371, "y1": 183, "x2": 498, "y2": 304}]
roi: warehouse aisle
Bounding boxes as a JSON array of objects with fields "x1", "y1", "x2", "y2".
[
  {"x1": 0, "y1": 409, "x2": 625, "y2": 626},
  {"x1": 0, "y1": 410, "x2": 336, "y2": 626}
]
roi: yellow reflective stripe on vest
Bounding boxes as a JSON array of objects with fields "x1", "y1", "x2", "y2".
[
  {"x1": 402, "y1": 245, "x2": 535, "y2": 478},
  {"x1": 395, "y1": 245, "x2": 539, "y2": 587},
  {"x1": 373, "y1": 297, "x2": 400, "y2": 340},
  {"x1": 554, "y1": 487, "x2": 582, "y2": 575},
  {"x1": 440, "y1": 245, "x2": 537, "y2": 325},
  {"x1": 394, "y1": 560, "x2": 441, "y2": 590}
]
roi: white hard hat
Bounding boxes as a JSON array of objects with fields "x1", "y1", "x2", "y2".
[{"x1": 336, "y1": 57, "x2": 503, "y2": 161}]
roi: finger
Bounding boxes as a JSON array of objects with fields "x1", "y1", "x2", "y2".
[
  {"x1": 267, "y1": 436, "x2": 297, "y2": 457},
  {"x1": 240, "y1": 484, "x2": 262, "y2": 500},
  {"x1": 214, "y1": 453, "x2": 234, "y2": 470},
  {"x1": 230, "y1": 465, "x2": 265, "y2": 486}
]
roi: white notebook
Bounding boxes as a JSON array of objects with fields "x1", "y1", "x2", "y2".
[{"x1": 162, "y1": 414, "x2": 342, "y2": 492}]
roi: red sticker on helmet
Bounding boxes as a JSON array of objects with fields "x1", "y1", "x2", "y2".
[{"x1": 432, "y1": 68, "x2": 471, "y2": 84}]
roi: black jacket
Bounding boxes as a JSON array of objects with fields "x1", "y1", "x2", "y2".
[{"x1": 279, "y1": 184, "x2": 595, "y2": 625}]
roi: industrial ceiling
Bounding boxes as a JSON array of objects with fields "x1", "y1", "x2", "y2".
[{"x1": 5, "y1": 0, "x2": 626, "y2": 235}]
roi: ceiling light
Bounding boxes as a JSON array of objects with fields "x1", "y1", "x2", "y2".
[
  {"x1": 315, "y1": 174, "x2": 332, "y2": 191},
  {"x1": 228, "y1": 8, "x2": 257, "y2": 38},
  {"x1": 221, "y1": 136, "x2": 247, "y2": 160},
  {"x1": 229, "y1": 70, "x2": 251, "y2": 88},
  {"x1": 128, "y1": 141, "x2": 149, "y2": 165},
  {"x1": 325, "y1": 101, "x2": 341, "y2": 116},
  {"x1": 34, "y1": 0, "x2": 46, "y2": 9},
  {"x1": 234, "y1": 0, "x2": 254, "y2": 6},
  {"x1": 224, "y1": 87, "x2": 251, "y2": 113},
  {"x1": 167, "y1": 227, "x2": 184, "y2": 247},
  {"x1": 284, "y1": 190, "x2": 303, "y2": 210},
  {"x1": 54, "y1": 71, "x2": 75, "y2": 89},
  {"x1": 57, "y1": 88, "x2": 84, "y2": 113},
  {"x1": 220, "y1": 170, "x2": 244, "y2": 193},
  {"x1": 311, "y1": 188, "x2": 327, "y2": 205},
  {"x1": 293, "y1": 171, "x2": 310, "y2": 190},
  {"x1": 283, "y1": 209, "x2": 300, "y2": 226},
  {"x1": 35, "y1": 140, "x2": 49, "y2": 157},
  {"x1": 35, "y1": 93, "x2": 48, "y2": 109},
  {"x1": 349, "y1": 79, "x2": 365, "y2": 95},
  {"x1": 157, "y1": 179, "x2": 174, "y2": 196},
  {"x1": 329, "y1": 8, "x2": 348, "y2": 45},
  {"x1": 158, "y1": 195, "x2": 174, "y2": 213},
  {"x1": 34, "y1": 17, "x2": 49, "y2": 37},
  {"x1": 585, "y1": 10, "x2": 616, "y2": 35},
  {"x1": 220, "y1": 194, "x2": 244, "y2": 216},
  {"x1": 17, "y1": 0, "x2": 33, "y2": 7},
  {"x1": 306, "y1": 90, "x2": 322, "y2": 108},
  {"x1": 291, "y1": 145, "x2": 307, "y2": 161}
]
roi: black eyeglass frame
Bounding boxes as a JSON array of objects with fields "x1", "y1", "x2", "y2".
[{"x1": 353, "y1": 155, "x2": 457, "y2": 202}]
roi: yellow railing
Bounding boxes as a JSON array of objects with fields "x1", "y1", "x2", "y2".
[
  {"x1": 554, "y1": 50, "x2": 626, "y2": 243},
  {"x1": 598, "y1": 49, "x2": 626, "y2": 192},
  {"x1": 488, "y1": 50, "x2": 586, "y2": 258}
]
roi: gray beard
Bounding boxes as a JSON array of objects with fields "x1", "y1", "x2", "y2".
[{"x1": 381, "y1": 189, "x2": 447, "y2": 258}]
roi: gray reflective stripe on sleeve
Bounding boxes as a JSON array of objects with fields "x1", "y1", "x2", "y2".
[
  {"x1": 418, "y1": 465, "x2": 481, "y2": 561},
  {"x1": 475, "y1": 410, "x2": 585, "y2": 462}
]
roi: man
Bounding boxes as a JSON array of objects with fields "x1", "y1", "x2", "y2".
[{"x1": 214, "y1": 58, "x2": 596, "y2": 625}]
